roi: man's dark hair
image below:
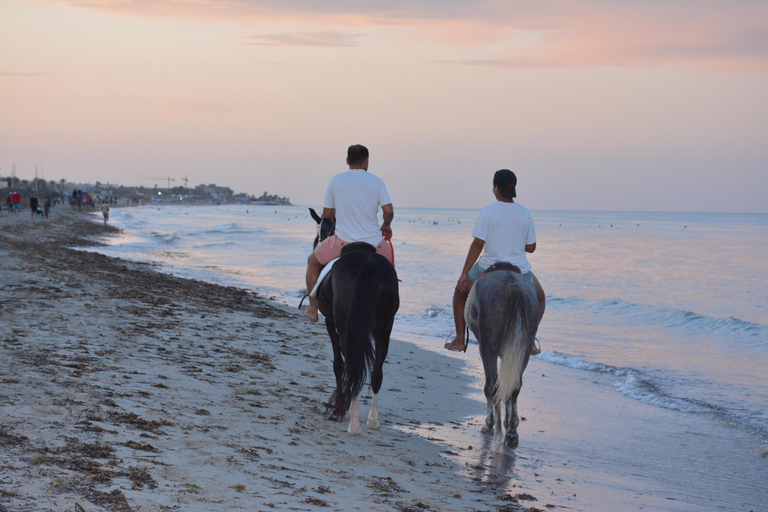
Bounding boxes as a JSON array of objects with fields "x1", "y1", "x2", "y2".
[{"x1": 347, "y1": 145, "x2": 369, "y2": 166}]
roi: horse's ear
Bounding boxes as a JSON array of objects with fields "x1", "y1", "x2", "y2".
[{"x1": 309, "y1": 207, "x2": 322, "y2": 224}]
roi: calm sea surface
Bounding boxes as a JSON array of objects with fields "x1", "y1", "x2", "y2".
[{"x1": 91, "y1": 205, "x2": 768, "y2": 452}]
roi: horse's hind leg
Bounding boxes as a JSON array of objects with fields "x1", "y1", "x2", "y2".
[
  {"x1": 367, "y1": 394, "x2": 379, "y2": 430},
  {"x1": 325, "y1": 319, "x2": 344, "y2": 390},
  {"x1": 503, "y1": 391, "x2": 520, "y2": 449},
  {"x1": 348, "y1": 397, "x2": 362, "y2": 434},
  {"x1": 481, "y1": 364, "x2": 498, "y2": 434},
  {"x1": 367, "y1": 311, "x2": 392, "y2": 430},
  {"x1": 482, "y1": 398, "x2": 494, "y2": 435},
  {"x1": 479, "y1": 348, "x2": 499, "y2": 437}
]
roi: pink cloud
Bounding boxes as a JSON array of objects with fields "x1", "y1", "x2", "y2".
[{"x1": 38, "y1": 0, "x2": 768, "y2": 72}]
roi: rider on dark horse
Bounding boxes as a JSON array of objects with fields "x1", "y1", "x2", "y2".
[
  {"x1": 302, "y1": 144, "x2": 395, "y2": 322},
  {"x1": 445, "y1": 169, "x2": 546, "y2": 352}
]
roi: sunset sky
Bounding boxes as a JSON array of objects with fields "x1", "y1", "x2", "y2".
[{"x1": 1, "y1": 0, "x2": 767, "y2": 212}]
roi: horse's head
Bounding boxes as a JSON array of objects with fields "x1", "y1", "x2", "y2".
[{"x1": 309, "y1": 207, "x2": 336, "y2": 248}]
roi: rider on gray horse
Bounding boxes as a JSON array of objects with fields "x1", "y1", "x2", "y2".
[{"x1": 446, "y1": 169, "x2": 545, "y2": 352}]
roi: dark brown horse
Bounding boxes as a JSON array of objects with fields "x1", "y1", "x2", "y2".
[{"x1": 308, "y1": 208, "x2": 400, "y2": 433}]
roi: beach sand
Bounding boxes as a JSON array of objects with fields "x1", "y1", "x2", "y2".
[{"x1": 2, "y1": 208, "x2": 766, "y2": 512}]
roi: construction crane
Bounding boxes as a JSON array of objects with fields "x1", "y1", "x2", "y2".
[
  {"x1": 143, "y1": 176, "x2": 175, "y2": 188},
  {"x1": 181, "y1": 176, "x2": 189, "y2": 189}
]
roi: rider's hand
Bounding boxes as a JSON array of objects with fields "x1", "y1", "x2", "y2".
[
  {"x1": 457, "y1": 273, "x2": 471, "y2": 294},
  {"x1": 381, "y1": 225, "x2": 393, "y2": 240}
]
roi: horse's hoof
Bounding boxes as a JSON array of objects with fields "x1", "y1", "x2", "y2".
[
  {"x1": 503, "y1": 433, "x2": 519, "y2": 449},
  {"x1": 367, "y1": 419, "x2": 380, "y2": 430},
  {"x1": 481, "y1": 424, "x2": 494, "y2": 435},
  {"x1": 348, "y1": 421, "x2": 362, "y2": 435}
]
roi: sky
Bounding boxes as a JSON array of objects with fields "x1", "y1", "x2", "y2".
[{"x1": 1, "y1": 0, "x2": 767, "y2": 212}]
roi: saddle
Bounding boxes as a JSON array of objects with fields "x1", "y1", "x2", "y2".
[
  {"x1": 479, "y1": 261, "x2": 521, "y2": 279},
  {"x1": 341, "y1": 242, "x2": 376, "y2": 255}
]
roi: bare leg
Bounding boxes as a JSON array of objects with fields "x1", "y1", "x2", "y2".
[
  {"x1": 302, "y1": 252, "x2": 324, "y2": 322},
  {"x1": 445, "y1": 281, "x2": 472, "y2": 351}
]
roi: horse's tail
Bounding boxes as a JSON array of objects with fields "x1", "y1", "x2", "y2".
[
  {"x1": 327, "y1": 259, "x2": 379, "y2": 418},
  {"x1": 495, "y1": 281, "x2": 534, "y2": 407}
]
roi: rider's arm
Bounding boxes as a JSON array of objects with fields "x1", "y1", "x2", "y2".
[
  {"x1": 323, "y1": 207, "x2": 335, "y2": 219},
  {"x1": 380, "y1": 203, "x2": 394, "y2": 239},
  {"x1": 457, "y1": 237, "x2": 485, "y2": 292},
  {"x1": 525, "y1": 242, "x2": 536, "y2": 253}
]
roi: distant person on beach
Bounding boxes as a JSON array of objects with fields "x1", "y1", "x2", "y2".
[
  {"x1": 29, "y1": 196, "x2": 39, "y2": 218},
  {"x1": 11, "y1": 191, "x2": 21, "y2": 215},
  {"x1": 445, "y1": 169, "x2": 546, "y2": 352},
  {"x1": 101, "y1": 200, "x2": 110, "y2": 226},
  {"x1": 44, "y1": 198, "x2": 52, "y2": 219},
  {"x1": 301, "y1": 144, "x2": 394, "y2": 322}
]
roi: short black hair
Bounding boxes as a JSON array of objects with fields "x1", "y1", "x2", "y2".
[{"x1": 347, "y1": 144, "x2": 369, "y2": 166}]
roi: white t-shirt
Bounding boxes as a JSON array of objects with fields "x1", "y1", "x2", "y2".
[
  {"x1": 472, "y1": 201, "x2": 536, "y2": 274},
  {"x1": 324, "y1": 169, "x2": 392, "y2": 245}
]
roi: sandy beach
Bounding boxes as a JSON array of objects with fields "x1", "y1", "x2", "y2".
[{"x1": 0, "y1": 209, "x2": 548, "y2": 512}]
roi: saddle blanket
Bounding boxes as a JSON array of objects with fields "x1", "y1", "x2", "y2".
[{"x1": 310, "y1": 257, "x2": 340, "y2": 297}]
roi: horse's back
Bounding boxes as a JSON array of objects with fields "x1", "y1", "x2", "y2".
[
  {"x1": 332, "y1": 250, "x2": 397, "y2": 290},
  {"x1": 318, "y1": 250, "x2": 399, "y2": 320},
  {"x1": 466, "y1": 270, "x2": 538, "y2": 339}
]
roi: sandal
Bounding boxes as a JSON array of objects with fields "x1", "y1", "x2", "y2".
[{"x1": 444, "y1": 332, "x2": 468, "y2": 353}]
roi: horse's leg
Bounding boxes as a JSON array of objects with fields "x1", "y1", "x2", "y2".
[
  {"x1": 367, "y1": 311, "x2": 392, "y2": 430},
  {"x1": 367, "y1": 394, "x2": 379, "y2": 430},
  {"x1": 482, "y1": 348, "x2": 505, "y2": 453},
  {"x1": 325, "y1": 318, "x2": 346, "y2": 421},
  {"x1": 325, "y1": 319, "x2": 344, "y2": 390},
  {"x1": 503, "y1": 389, "x2": 521, "y2": 449},
  {"x1": 492, "y1": 390, "x2": 504, "y2": 452},
  {"x1": 479, "y1": 344, "x2": 498, "y2": 436},
  {"x1": 347, "y1": 397, "x2": 362, "y2": 434},
  {"x1": 482, "y1": 382, "x2": 495, "y2": 435}
]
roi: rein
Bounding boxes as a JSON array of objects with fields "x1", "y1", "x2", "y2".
[
  {"x1": 383, "y1": 233, "x2": 395, "y2": 268},
  {"x1": 382, "y1": 233, "x2": 402, "y2": 282}
]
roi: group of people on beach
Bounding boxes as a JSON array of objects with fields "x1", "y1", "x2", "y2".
[
  {"x1": 301, "y1": 144, "x2": 546, "y2": 351},
  {"x1": 3, "y1": 192, "x2": 53, "y2": 219},
  {"x1": 2, "y1": 190, "x2": 114, "y2": 225}
]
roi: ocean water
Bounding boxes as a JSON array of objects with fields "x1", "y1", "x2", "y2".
[{"x1": 89, "y1": 204, "x2": 768, "y2": 455}]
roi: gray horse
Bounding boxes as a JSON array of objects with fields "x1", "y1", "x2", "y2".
[{"x1": 465, "y1": 262, "x2": 539, "y2": 451}]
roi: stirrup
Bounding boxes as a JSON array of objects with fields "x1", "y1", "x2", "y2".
[
  {"x1": 297, "y1": 294, "x2": 308, "y2": 310},
  {"x1": 531, "y1": 338, "x2": 541, "y2": 356}
]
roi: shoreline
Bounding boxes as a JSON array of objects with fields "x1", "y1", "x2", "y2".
[
  {"x1": 0, "y1": 210, "x2": 537, "y2": 512},
  {"x1": 2, "y1": 209, "x2": 767, "y2": 512}
]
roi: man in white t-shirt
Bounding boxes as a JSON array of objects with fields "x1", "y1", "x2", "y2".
[
  {"x1": 301, "y1": 144, "x2": 394, "y2": 322},
  {"x1": 444, "y1": 169, "x2": 546, "y2": 352}
]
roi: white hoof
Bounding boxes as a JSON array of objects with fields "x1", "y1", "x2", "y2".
[
  {"x1": 348, "y1": 420, "x2": 362, "y2": 435},
  {"x1": 367, "y1": 418, "x2": 380, "y2": 430},
  {"x1": 492, "y1": 434, "x2": 504, "y2": 453}
]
